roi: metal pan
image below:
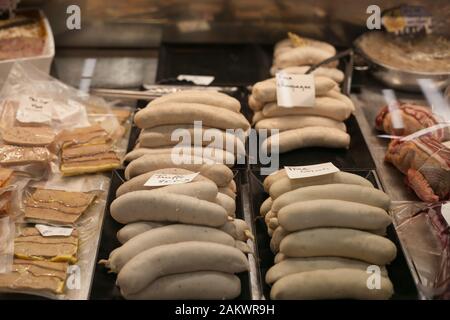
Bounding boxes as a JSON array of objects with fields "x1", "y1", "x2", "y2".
[{"x1": 354, "y1": 33, "x2": 450, "y2": 92}]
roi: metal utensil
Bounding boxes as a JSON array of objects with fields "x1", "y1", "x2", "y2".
[
  {"x1": 91, "y1": 85, "x2": 239, "y2": 101},
  {"x1": 354, "y1": 33, "x2": 450, "y2": 92}
]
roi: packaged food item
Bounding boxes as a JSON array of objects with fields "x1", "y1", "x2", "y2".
[
  {"x1": 0, "y1": 15, "x2": 46, "y2": 61},
  {"x1": 0, "y1": 144, "x2": 51, "y2": 166},
  {"x1": 56, "y1": 125, "x2": 121, "y2": 176},
  {"x1": 24, "y1": 188, "x2": 96, "y2": 225},
  {"x1": 14, "y1": 226, "x2": 78, "y2": 263},
  {"x1": 375, "y1": 102, "x2": 450, "y2": 141},
  {"x1": 1, "y1": 126, "x2": 56, "y2": 147},
  {"x1": 0, "y1": 259, "x2": 68, "y2": 295},
  {"x1": 385, "y1": 136, "x2": 450, "y2": 202}
]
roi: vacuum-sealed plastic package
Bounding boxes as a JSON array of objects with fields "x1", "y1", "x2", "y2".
[{"x1": 392, "y1": 201, "x2": 450, "y2": 299}]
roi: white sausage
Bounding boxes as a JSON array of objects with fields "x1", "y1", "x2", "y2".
[
  {"x1": 220, "y1": 219, "x2": 253, "y2": 241},
  {"x1": 272, "y1": 184, "x2": 391, "y2": 212},
  {"x1": 117, "y1": 241, "x2": 249, "y2": 295},
  {"x1": 266, "y1": 257, "x2": 388, "y2": 284},
  {"x1": 280, "y1": 228, "x2": 397, "y2": 265},
  {"x1": 214, "y1": 193, "x2": 236, "y2": 217},
  {"x1": 148, "y1": 90, "x2": 241, "y2": 113},
  {"x1": 134, "y1": 103, "x2": 250, "y2": 131},
  {"x1": 260, "y1": 197, "x2": 273, "y2": 217},
  {"x1": 110, "y1": 190, "x2": 228, "y2": 227},
  {"x1": 123, "y1": 271, "x2": 241, "y2": 300},
  {"x1": 271, "y1": 269, "x2": 394, "y2": 300},
  {"x1": 125, "y1": 154, "x2": 233, "y2": 187},
  {"x1": 116, "y1": 221, "x2": 168, "y2": 244},
  {"x1": 278, "y1": 200, "x2": 392, "y2": 232},
  {"x1": 262, "y1": 127, "x2": 350, "y2": 153},
  {"x1": 107, "y1": 224, "x2": 236, "y2": 272},
  {"x1": 262, "y1": 98, "x2": 352, "y2": 121},
  {"x1": 255, "y1": 116, "x2": 346, "y2": 133},
  {"x1": 269, "y1": 171, "x2": 374, "y2": 199}
]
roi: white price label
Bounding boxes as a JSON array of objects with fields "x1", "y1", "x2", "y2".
[
  {"x1": 16, "y1": 96, "x2": 53, "y2": 125},
  {"x1": 144, "y1": 172, "x2": 199, "y2": 187},
  {"x1": 176, "y1": 74, "x2": 214, "y2": 86},
  {"x1": 276, "y1": 73, "x2": 315, "y2": 108},
  {"x1": 35, "y1": 224, "x2": 73, "y2": 237},
  {"x1": 442, "y1": 203, "x2": 450, "y2": 226},
  {"x1": 285, "y1": 162, "x2": 339, "y2": 179}
]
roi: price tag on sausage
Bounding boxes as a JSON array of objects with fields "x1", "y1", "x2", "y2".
[
  {"x1": 276, "y1": 73, "x2": 315, "y2": 108},
  {"x1": 285, "y1": 162, "x2": 339, "y2": 179},
  {"x1": 144, "y1": 172, "x2": 199, "y2": 187},
  {"x1": 177, "y1": 74, "x2": 214, "y2": 86},
  {"x1": 36, "y1": 224, "x2": 73, "y2": 237},
  {"x1": 16, "y1": 96, "x2": 53, "y2": 125}
]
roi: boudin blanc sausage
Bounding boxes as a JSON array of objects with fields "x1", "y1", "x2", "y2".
[
  {"x1": 266, "y1": 257, "x2": 388, "y2": 285},
  {"x1": 116, "y1": 241, "x2": 249, "y2": 296},
  {"x1": 262, "y1": 98, "x2": 352, "y2": 121},
  {"x1": 255, "y1": 115, "x2": 346, "y2": 133},
  {"x1": 270, "y1": 269, "x2": 394, "y2": 300},
  {"x1": 262, "y1": 127, "x2": 350, "y2": 154},
  {"x1": 110, "y1": 190, "x2": 228, "y2": 227},
  {"x1": 148, "y1": 90, "x2": 241, "y2": 113},
  {"x1": 106, "y1": 224, "x2": 236, "y2": 272},
  {"x1": 280, "y1": 228, "x2": 397, "y2": 265},
  {"x1": 272, "y1": 184, "x2": 391, "y2": 213},
  {"x1": 134, "y1": 103, "x2": 250, "y2": 131},
  {"x1": 116, "y1": 221, "x2": 168, "y2": 244},
  {"x1": 124, "y1": 154, "x2": 233, "y2": 187},
  {"x1": 269, "y1": 171, "x2": 373, "y2": 199},
  {"x1": 277, "y1": 200, "x2": 392, "y2": 232},
  {"x1": 123, "y1": 271, "x2": 241, "y2": 300}
]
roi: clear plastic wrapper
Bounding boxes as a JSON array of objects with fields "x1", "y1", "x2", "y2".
[
  {"x1": 391, "y1": 201, "x2": 450, "y2": 299},
  {"x1": 0, "y1": 174, "x2": 110, "y2": 299}
]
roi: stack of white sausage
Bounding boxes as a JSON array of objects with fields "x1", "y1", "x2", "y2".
[
  {"x1": 260, "y1": 169, "x2": 397, "y2": 300},
  {"x1": 123, "y1": 90, "x2": 249, "y2": 165},
  {"x1": 100, "y1": 91, "x2": 253, "y2": 300},
  {"x1": 250, "y1": 35, "x2": 355, "y2": 154}
]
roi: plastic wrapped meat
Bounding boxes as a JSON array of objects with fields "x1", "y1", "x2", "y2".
[
  {"x1": 385, "y1": 136, "x2": 450, "y2": 202},
  {"x1": 375, "y1": 102, "x2": 450, "y2": 140}
]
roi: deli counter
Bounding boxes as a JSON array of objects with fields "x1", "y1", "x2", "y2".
[{"x1": 0, "y1": 0, "x2": 449, "y2": 302}]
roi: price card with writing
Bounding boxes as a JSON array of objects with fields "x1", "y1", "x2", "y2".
[
  {"x1": 177, "y1": 74, "x2": 215, "y2": 86},
  {"x1": 16, "y1": 96, "x2": 53, "y2": 125},
  {"x1": 276, "y1": 73, "x2": 315, "y2": 108},
  {"x1": 144, "y1": 172, "x2": 199, "y2": 187},
  {"x1": 36, "y1": 224, "x2": 74, "y2": 237},
  {"x1": 285, "y1": 162, "x2": 339, "y2": 179}
]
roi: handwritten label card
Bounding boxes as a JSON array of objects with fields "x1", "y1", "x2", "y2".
[
  {"x1": 16, "y1": 96, "x2": 53, "y2": 125},
  {"x1": 36, "y1": 224, "x2": 73, "y2": 237},
  {"x1": 285, "y1": 162, "x2": 339, "y2": 179},
  {"x1": 176, "y1": 74, "x2": 214, "y2": 86},
  {"x1": 276, "y1": 73, "x2": 315, "y2": 108},
  {"x1": 144, "y1": 172, "x2": 199, "y2": 187}
]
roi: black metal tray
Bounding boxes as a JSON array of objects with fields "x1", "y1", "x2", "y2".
[
  {"x1": 245, "y1": 115, "x2": 376, "y2": 170},
  {"x1": 89, "y1": 169, "x2": 252, "y2": 300},
  {"x1": 156, "y1": 43, "x2": 273, "y2": 87},
  {"x1": 247, "y1": 168, "x2": 419, "y2": 300}
]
